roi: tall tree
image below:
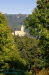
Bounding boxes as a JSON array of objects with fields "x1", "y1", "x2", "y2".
[
  {"x1": 0, "y1": 13, "x2": 27, "y2": 73},
  {"x1": 24, "y1": 0, "x2": 49, "y2": 69}
]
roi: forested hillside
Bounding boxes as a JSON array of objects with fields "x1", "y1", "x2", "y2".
[{"x1": 5, "y1": 14, "x2": 27, "y2": 29}]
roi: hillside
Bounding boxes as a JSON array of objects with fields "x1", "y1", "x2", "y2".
[{"x1": 5, "y1": 14, "x2": 27, "y2": 30}]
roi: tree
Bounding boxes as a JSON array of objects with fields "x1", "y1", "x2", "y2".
[
  {"x1": 25, "y1": 0, "x2": 49, "y2": 37},
  {"x1": 0, "y1": 13, "x2": 27, "y2": 74},
  {"x1": 14, "y1": 36, "x2": 41, "y2": 70},
  {"x1": 24, "y1": 0, "x2": 49, "y2": 69},
  {"x1": 0, "y1": 12, "x2": 8, "y2": 25}
]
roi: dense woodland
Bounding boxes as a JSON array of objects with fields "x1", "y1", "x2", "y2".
[{"x1": 0, "y1": 0, "x2": 49, "y2": 75}]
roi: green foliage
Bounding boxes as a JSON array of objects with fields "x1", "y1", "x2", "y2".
[
  {"x1": 14, "y1": 36, "x2": 41, "y2": 70},
  {"x1": 25, "y1": 71, "x2": 32, "y2": 75},
  {"x1": 0, "y1": 0, "x2": 49, "y2": 74},
  {"x1": 0, "y1": 12, "x2": 8, "y2": 25},
  {"x1": 24, "y1": 0, "x2": 49, "y2": 37},
  {"x1": 24, "y1": 0, "x2": 49, "y2": 69},
  {"x1": 0, "y1": 13, "x2": 27, "y2": 74}
]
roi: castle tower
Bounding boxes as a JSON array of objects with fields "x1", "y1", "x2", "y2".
[
  {"x1": 12, "y1": 25, "x2": 26, "y2": 36},
  {"x1": 21, "y1": 25, "x2": 24, "y2": 32}
]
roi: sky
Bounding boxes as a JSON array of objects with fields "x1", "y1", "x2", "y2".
[{"x1": 0, "y1": 0, "x2": 36, "y2": 14}]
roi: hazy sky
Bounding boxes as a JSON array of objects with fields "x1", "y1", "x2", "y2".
[{"x1": 0, "y1": 0, "x2": 36, "y2": 14}]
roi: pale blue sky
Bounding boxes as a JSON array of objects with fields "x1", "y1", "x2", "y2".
[{"x1": 0, "y1": 0, "x2": 36, "y2": 14}]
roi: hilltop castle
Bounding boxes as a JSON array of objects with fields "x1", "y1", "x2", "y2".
[{"x1": 12, "y1": 25, "x2": 26, "y2": 36}]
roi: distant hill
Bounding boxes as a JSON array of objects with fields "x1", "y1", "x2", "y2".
[{"x1": 5, "y1": 14, "x2": 27, "y2": 30}]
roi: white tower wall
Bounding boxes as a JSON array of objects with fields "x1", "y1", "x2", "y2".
[{"x1": 21, "y1": 25, "x2": 24, "y2": 32}]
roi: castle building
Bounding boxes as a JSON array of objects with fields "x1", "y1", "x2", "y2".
[{"x1": 12, "y1": 25, "x2": 26, "y2": 36}]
